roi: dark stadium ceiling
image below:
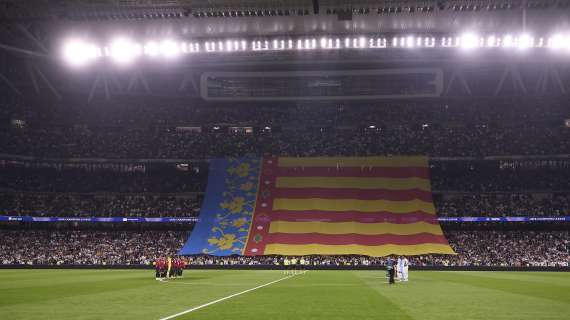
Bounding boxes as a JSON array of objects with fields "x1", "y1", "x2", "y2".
[{"x1": 1, "y1": 1, "x2": 570, "y2": 38}]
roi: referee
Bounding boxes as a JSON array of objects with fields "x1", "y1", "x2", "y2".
[{"x1": 386, "y1": 257, "x2": 395, "y2": 285}]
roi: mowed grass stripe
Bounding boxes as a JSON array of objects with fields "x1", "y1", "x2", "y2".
[
  {"x1": 427, "y1": 271, "x2": 570, "y2": 304},
  {"x1": 445, "y1": 271, "x2": 570, "y2": 287},
  {"x1": 183, "y1": 271, "x2": 413, "y2": 320},
  {"x1": 160, "y1": 274, "x2": 296, "y2": 320},
  {"x1": 0, "y1": 270, "x2": 287, "y2": 320},
  {"x1": 0, "y1": 269, "x2": 148, "y2": 290},
  {"x1": 355, "y1": 271, "x2": 570, "y2": 320}
]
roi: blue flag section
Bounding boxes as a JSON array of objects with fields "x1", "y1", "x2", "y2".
[{"x1": 178, "y1": 157, "x2": 261, "y2": 256}]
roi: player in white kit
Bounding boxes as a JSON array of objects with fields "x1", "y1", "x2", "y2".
[
  {"x1": 402, "y1": 256, "x2": 409, "y2": 281},
  {"x1": 396, "y1": 257, "x2": 403, "y2": 281}
]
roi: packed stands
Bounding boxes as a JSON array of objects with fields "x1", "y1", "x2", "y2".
[
  {"x1": 1, "y1": 228, "x2": 567, "y2": 267},
  {"x1": 0, "y1": 229, "x2": 186, "y2": 265},
  {"x1": 1, "y1": 124, "x2": 569, "y2": 158},
  {"x1": 0, "y1": 193, "x2": 202, "y2": 217},
  {"x1": 434, "y1": 193, "x2": 570, "y2": 217},
  {"x1": 0, "y1": 165, "x2": 206, "y2": 193},
  {"x1": 1, "y1": 98, "x2": 569, "y2": 267}
]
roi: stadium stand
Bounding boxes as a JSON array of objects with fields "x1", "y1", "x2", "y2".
[
  {"x1": 1, "y1": 122, "x2": 569, "y2": 158},
  {"x1": 0, "y1": 193, "x2": 202, "y2": 217},
  {"x1": 1, "y1": 228, "x2": 567, "y2": 267}
]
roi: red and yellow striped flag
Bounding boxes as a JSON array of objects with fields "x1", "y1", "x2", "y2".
[{"x1": 243, "y1": 156, "x2": 455, "y2": 257}]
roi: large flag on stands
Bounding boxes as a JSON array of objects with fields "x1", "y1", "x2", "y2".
[{"x1": 179, "y1": 156, "x2": 455, "y2": 257}]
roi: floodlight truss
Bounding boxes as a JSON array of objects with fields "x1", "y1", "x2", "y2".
[{"x1": 62, "y1": 33, "x2": 570, "y2": 66}]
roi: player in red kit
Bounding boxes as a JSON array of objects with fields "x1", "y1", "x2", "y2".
[{"x1": 179, "y1": 258, "x2": 186, "y2": 278}]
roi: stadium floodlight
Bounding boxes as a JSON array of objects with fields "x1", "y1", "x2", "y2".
[
  {"x1": 144, "y1": 41, "x2": 160, "y2": 56},
  {"x1": 486, "y1": 36, "x2": 497, "y2": 47},
  {"x1": 460, "y1": 33, "x2": 479, "y2": 49},
  {"x1": 441, "y1": 37, "x2": 454, "y2": 47},
  {"x1": 62, "y1": 39, "x2": 100, "y2": 67},
  {"x1": 160, "y1": 40, "x2": 181, "y2": 57},
  {"x1": 517, "y1": 34, "x2": 533, "y2": 50},
  {"x1": 61, "y1": 33, "x2": 570, "y2": 66},
  {"x1": 548, "y1": 35, "x2": 563, "y2": 48},
  {"x1": 109, "y1": 38, "x2": 140, "y2": 65},
  {"x1": 548, "y1": 34, "x2": 570, "y2": 50},
  {"x1": 406, "y1": 36, "x2": 414, "y2": 48},
  {"x1": 502, "y1": 35, "x2": 514, "y2": 48}
]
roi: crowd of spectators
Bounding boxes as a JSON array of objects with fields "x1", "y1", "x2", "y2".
[
  {"x1": 2, "y1": 123, "x2": 569, "y2": 158},
  {"x1": 0, "y1": 166, "x2": 205, "y2": 193},
  {"x1": 0, "y1": 230, "x2": 186, "y2": 265},
  {"x1": 3, "y1": 162, "x2": 569, "y2": 194},
  {"x1": 1, "y1": 192, "x2": 568, "y2": 218},
  {"x1": 430, "y1": 163, "x2": 570, "y2": 192},
  {"x1": 183, "y1": 230, "x2": 569, "y2": 267},
  {"x1": 1, "y1": 229, "x2": 567, "y2": 267},
  {"x1": 1, "y1": 98, "x2": 569, "y2": 268},
  {"x1": 444, "y1": 230, "x2": 569, "y2": 267},
  {"x1": 0, "y1": 193, "x2": 202, "y2": 217},
  {"x1": 434, "y1": 193, "x2": 570, "y2": 217},
  {"x1": 3, "y1": 97, "x2": 567, "y2": 127}
]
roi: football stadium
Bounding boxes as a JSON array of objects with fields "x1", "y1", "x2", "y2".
[{"x1": 0, "y1": 1, "x2": 569, "y2": 319}]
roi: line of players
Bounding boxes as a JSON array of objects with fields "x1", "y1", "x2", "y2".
[
  {"x1": 283, "y1": 257, "x2": 309, "y2": 275},
  {"x1": 154, "y1": 257, "x2": 186, "y2": 280},
  {"x1": 282, "y1": 255, "x2": 409, "y2": 282},
  {"x1": 152, "y1": 255, "x2": 408, "y2": 281},
  {"x1": 387, "y1": 256, "x2": 409, "y2": 284}
]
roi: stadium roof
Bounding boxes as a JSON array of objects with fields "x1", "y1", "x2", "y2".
[
  {"x1": 0, "y1": 0, "x2": 569, "y2": 102},
  {"x1": 1, "y1": 1, "x2": 570, "y2": 36}
]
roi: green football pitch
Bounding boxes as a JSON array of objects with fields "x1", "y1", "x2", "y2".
[{"x1": 1, "y1": 269, "x2": 569, "y2": 320}]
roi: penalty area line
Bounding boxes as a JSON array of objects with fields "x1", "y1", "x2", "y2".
[{"x1": 158, "y1": 274, "x2": 296, "y2": 320}]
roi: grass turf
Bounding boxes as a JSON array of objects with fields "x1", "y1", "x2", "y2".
[{"x1": 0, "y1": 269, "x2": 569, "y2": 320}]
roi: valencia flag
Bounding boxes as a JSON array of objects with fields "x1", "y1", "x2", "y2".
[{"x1": 243, "y1": 156, "x2": 455, "y2": 257}]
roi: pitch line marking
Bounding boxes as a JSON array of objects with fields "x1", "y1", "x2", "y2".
[{"x1": 158, "y1": 274, "x2": 296, "y2": 320}]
